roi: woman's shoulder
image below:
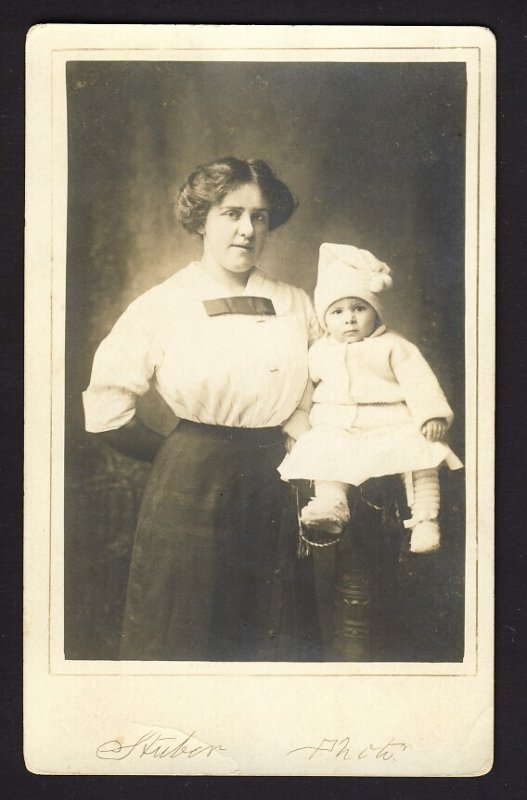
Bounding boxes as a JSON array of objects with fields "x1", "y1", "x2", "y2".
[
  {"x1": 125, "y1": 265, "x2": 196, "y2": 312},
  {"x1": 107, "y1": 267, "x2": 195, "y2": 340},
  {"x1": 253, "y1": 268, "x2": 307, "y2": 298}
]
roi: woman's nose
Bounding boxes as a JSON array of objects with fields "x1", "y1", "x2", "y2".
[{"x1": 238, "y1": 212, "x2": 254, "y2": 237}]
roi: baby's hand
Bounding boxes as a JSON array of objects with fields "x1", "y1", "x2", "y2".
[{"x1": 421, "y1": 418, "x2": 447, "y2": 442}]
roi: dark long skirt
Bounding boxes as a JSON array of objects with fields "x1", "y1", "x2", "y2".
[{"x1": 120, "y1": 420, "x2": 321, "y2": 661}]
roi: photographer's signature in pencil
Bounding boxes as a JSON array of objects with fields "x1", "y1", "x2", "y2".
[
  {"x1": 96, "y1": 730, "x2": 226, "y2": 761},
  {"x1": 288, "y1": 736, "x2": 409, "y2": 762}
]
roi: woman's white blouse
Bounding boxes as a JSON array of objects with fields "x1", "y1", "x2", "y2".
[{"x1": 83, "y1": 263, "x2": 319, "y2": 437}]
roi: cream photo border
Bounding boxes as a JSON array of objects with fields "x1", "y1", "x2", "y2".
[{"x1": 24, "y1": 24, "x2": 495, "y2": 776}]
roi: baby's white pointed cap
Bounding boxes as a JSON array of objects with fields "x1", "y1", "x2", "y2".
[{"x1": 314, "y1": 242, "x2": 393, "y2": 327}]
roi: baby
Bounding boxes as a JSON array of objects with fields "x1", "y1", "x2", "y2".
[{"x1": 279, "y1": 243, "x2": 463, "y2": 553}]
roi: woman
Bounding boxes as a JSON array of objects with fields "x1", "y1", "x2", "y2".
[{"x1": 83, "y1": 157, "x2": 321, "y2": 661}]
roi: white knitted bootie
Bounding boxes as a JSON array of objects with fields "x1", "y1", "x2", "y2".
[
  {"x1": 300, "y1": 496, "x2": 350, "y2": 536},
  {"x1": 409, "y1": 519, "x2": 441, "y2": 553}
]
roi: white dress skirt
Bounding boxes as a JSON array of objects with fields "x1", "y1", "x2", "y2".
[{"x1": 278, "y1": 401, "x2": 463, "y2": 487}]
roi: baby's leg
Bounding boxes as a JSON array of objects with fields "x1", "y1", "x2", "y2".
[
  {"x1": 301, "y1": 480, "x2": 351, "y2": 535},
  {"x1": 403, "y1": 468, "x2": 441, "y2": 553}
]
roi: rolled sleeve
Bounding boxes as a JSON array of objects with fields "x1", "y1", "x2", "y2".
[{"x1": 82, "y1": 386, "x2": 136, "y2": 433}]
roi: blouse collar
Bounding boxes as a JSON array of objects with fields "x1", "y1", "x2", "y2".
[{"x1": 187, "y1": 262, "x2": 270, "y2": 298}]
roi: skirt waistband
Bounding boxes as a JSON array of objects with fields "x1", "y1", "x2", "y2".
[{"x1": 176, "y1": 418, "x2": 284, "y2": 445}]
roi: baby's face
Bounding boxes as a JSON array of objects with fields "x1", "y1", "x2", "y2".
[{"x1": 325, "y1": 297, "x2": 378, "y2": 343}]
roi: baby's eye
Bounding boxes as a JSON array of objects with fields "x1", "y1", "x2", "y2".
[{"x1": 355, "y1": 305, "x2": 366, "y2": 312}]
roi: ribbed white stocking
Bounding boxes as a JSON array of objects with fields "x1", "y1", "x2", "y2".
[{"x1": 403, "y1": 468, "x2": 441, "y2": 552}]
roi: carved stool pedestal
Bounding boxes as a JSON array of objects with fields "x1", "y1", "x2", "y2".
[
  {"x1": 332, "y1": 567, "x2": 373, "y2": 661},
  {"x1": 313, "y1": 484, "x2": 400, "y2": 662}
]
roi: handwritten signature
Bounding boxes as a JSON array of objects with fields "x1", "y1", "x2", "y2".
[
  {"x1": 96, "y1": 730, "x2": 227, "y2": 761},
  {"x1": 288, "y1": 736, "x2": 409, "y2": 762}
]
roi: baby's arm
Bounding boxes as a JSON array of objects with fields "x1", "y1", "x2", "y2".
[{"x1": 390, "y1": 336, "x2": 454, "y2": 431}]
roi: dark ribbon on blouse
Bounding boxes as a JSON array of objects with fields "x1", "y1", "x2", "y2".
[{"x1": 203, "y1": 296, "x2": 276, "y2": 317}]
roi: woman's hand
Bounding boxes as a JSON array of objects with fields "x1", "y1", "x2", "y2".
[
  {"x1": 421, "y1": 417, "x2": 447, "y2": 442},
  {"x1": 284, "y1": 434, "x2": 297, "y2": 454}
]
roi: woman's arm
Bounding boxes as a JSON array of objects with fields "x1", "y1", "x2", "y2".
[
  {"x1": 95, "y1": 416, "x2": 165, "y2": 463},
  {"x1": 84, "y1": 291, "x2": 165, "y2": 448}
]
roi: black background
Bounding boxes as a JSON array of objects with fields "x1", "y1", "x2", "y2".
[{"x1": 3, "y1": 1, "x2": 526, "y2": 798}]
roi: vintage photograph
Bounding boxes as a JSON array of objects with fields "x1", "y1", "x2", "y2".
[
  {"x1": 24, "y1": 25, "x2": 494, "y2": 776},
  {"x1": 65, "y1": 58, "x2": 466, "y2": 664}
]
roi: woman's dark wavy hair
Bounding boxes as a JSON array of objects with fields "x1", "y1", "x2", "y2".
[{"x1": 175, "y1": 156, "x2": 297, "y2": 234}]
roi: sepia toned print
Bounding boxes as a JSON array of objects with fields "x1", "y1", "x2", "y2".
[
  {"x1": 24, "y1": 25, "x2": 494, "y2": 776},
  {"x1": 66, "y1": 59, "x2": 466, "y2": 664}
]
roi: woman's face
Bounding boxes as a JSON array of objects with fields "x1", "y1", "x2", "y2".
[{"x1": 199, "y1": 183, "x2": 270, "y2": 276}]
